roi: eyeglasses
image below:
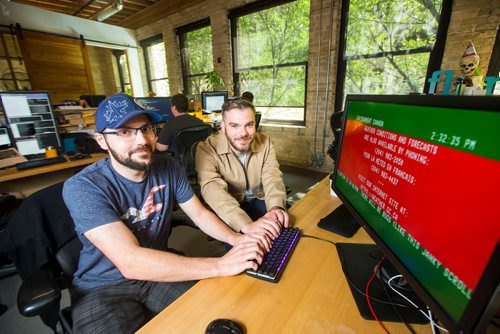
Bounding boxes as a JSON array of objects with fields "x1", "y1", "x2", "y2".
[{"x1": 101, "y1": 124, "x2": 156, "y2": 139}]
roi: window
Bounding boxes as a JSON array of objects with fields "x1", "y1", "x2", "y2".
[
  {"x1": 177, "y1": 19, "x2": 213, "y2": 96},
  {"x1": 141, "y1": 34, "x2": 170, "y2": 96},
  {"x1": 230, "y1": 0, "x2": 310, "y2": 125},
  {"x1": 335, "y1": 0, "x2": 452, "y2": 111},
  {"x1": 113, "y1": 50, "x2": 132, "y2": 95},
  {"x1": 0, "y1": 30, "x2": 31, "y2": 91}
]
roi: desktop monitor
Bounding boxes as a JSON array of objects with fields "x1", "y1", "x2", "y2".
[
  {"x1": 330, "y1": 95, "x2": 499, "y2": 333},
  {"x1": 135, "y1": 96, "x2": 173, "y2": 122},
  {"x1": 0, "y1": 91, "x2": 62, "y2": 156},
  {"x1": 201, "y1": 91, "x2": 228, "y2": 113},
  {"x1": 79, "y1": 95, "x2": 106, "y2": 108}
]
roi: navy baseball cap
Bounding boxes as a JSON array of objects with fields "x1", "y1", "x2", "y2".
[{"x1": 95, "y1": 93, "x2": 163, "y2": 132}]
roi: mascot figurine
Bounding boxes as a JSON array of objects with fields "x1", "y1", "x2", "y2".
[{"x1": 459, "y1": 41, "x2": 483, "y2": 89}]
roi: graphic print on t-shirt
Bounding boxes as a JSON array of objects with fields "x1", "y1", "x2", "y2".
[{"x1": 121, "y1": 185, "x2": 166, "y2": 225}]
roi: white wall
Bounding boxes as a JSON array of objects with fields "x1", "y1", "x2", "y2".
[{"x1": 0, "y1": 0, "x2": 144, "y2": 95}]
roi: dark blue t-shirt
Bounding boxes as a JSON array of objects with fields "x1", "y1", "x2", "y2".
[{"x1": 63, "y1": 155, "x2": 193, "y2": 293}]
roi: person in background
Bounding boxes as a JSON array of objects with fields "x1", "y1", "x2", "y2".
[
  {"x1": 241, "y1": 91, "x2": 254, "y2": 104},
  {"x1": 156, "y1": 93, "x2": 204, "y2": 157},
  {"x1": 63, "y1": 94, "x2": 269, "y2": 334},
  {"x1": 195, "y1": 98, "x2": 289, "y2": 241}
]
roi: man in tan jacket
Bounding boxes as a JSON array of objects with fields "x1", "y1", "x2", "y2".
[{"x1": 196, "y1": 98, "x2": 289, "y2": 241}]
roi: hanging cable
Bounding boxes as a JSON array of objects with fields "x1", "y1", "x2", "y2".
[
  {"x1": 311, "y1": 0, "x2": 324, "y2": 166},
  {"x1": 388, "y1": 275, "x2": 449, "y2": 332},
  {"x1": 366, "y1": 256, "x2": 391, "y2": 334},
  {"x1": 320, "y1": 0, "x2": 335, "y2": 160}
]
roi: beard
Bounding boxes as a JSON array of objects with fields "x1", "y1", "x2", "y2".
[
  {"x1": 108, "y1": 144, "x2": 153, "y2": 171},
  {"x1": 227, "y1": 134, "x2": 253, "y2": 154}
]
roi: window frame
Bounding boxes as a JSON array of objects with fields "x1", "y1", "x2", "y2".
[
  {"x1": 176, "y1": 18, "x2": 212, "y2": 96},
  {"x1": 0, "y1": 28, "x2": 31, "y2": 91},
  {"x1": 334, "y1": 0, "x2": 453, "y2": 113},
  {"x1": 112, "y1": 49, "x2": 132, "y2": 95},
  {"x1": 229, "y1": 0, "x2": 309, "y2": 126},
  {"x1": 140, "y1": 34, "x2": 169, "y2": 96}
]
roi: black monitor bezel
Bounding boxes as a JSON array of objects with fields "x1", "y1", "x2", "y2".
[
  {"x1": 331, "y1": 94, "x2": 500, "y2": 333},
  {"x1": 201, "y1": 90, "x2": 228, "y2": 113},
  {"x1": 135, "y1": 96, "x2": 173, "y2": 123},
  {"x1": 0, "y1": 90, "x2": 63, "y2": 154}
]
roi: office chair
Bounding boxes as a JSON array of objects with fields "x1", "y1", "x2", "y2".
[
  {"x1": 255, "y1": 112, "x2": 262, "y2": 129},
  {"x1": 0, "y1": 182, "x2": 79, "y2": 333},
  {"x1": 0, "y1": 192, "x2": 22, "y2": 315},
  {"x1": 327, "y1": 111, "x2": 344, "y2": 162},
  {"x1": 249, "y1": 111, "x2": 292, "y2": 196},
  {"x1": 175, "y1": 124, "x2": 212, "y2": 181},
  {"x1": 171, "y1": 124, "x2": 212, "y2": 230}
]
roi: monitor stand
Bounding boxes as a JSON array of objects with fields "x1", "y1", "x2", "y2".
[
  {"x1": 317, "y1": 204, "x2": 360, "y2": 238},
  {"x1": 336, "y1": 243, "x2": 429, "y2": 324}
]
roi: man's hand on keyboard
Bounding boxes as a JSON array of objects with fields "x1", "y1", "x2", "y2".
[
  {"x1": 219, "y1": 239, "x2": 265, "y2": 275},
  {"x1": 235, "y1": 231, "x2": 273, "y2": 252},
  {"x1": 263, "y1": 207, "x2": 290, "y2": 229},
  {"x1": 241, "y1": 216, "x2": 282, "y2": 240}
]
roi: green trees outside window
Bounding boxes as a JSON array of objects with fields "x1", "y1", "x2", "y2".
[
  {"x1": 231, "y1": 0, "x2": 310, "y2": 125},
  {"x1": 342, "y1": 0, "x2": 444, "y2": 101},
  {"x1": 179, "y1": 23, "x2": 214, "y2": 96}
]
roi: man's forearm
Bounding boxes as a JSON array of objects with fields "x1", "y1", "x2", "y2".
[
  {"x1": 119, "y1": 246, "x2": 222, "y2": 282},
  {"x1": 192, "y1": 208, "x2": 239, "y2": 245}
]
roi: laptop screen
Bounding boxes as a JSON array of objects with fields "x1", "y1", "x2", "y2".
[{"x1": 0, "y1": 91, "x2": 62, "y2": 156}]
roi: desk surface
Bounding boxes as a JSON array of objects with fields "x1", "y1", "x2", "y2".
[
  {"x1": 137, "y1": 177, "x2": 433, "y2": 334},
  {"x1": 0, "y1": 153, "x2": 107, "y2": 183},
  {"x1": 0, "y1": 153, "x2": 107, "y2": 196}
]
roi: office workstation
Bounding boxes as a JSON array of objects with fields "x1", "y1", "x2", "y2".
[
  {"x1": 137, "y1": 95, "x2": 499, "y2": 334},
  {"x1": 0, "y1": 0, "x2": 499, "y2": 333}
]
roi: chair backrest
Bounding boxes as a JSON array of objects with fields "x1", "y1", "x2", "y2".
[
  {"x1": 255, "y1": 112, "x2": 262, "y2": 129},
  {"x1": 175, "y1": 124, "x2": 212, "y2": 178},
  {"x1": 1, "y1": 182, "x2": 79, "y2": 281}
]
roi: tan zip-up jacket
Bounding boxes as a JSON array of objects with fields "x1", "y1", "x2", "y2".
[{"x1": 195, "y1": 132, "x2": 287, "y2": 232}]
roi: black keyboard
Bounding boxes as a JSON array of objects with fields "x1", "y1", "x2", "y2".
[
  {"x1": 246, "y1": 227, "x2": 300, "y2": 283},
  {"x1": 16, "y1": 156, "x2": 67, "y2": 170}
]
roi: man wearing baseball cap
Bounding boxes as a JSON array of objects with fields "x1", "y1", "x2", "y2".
[{"x1": 63, "y1": 94, "x2": 270, "y2": 333}]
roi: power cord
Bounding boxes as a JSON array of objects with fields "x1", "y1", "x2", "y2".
[{"x1": 387, "y1": 275, "x2": 449, "y2": 333}]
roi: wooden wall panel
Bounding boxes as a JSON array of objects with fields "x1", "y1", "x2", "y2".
[{"x1": 17, "y1": 31, "x2": 94, "y2": 104}]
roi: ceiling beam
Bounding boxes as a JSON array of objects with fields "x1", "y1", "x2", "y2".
[{"x1": 118, "y1": 0, "x2": 205, "y2": 29}]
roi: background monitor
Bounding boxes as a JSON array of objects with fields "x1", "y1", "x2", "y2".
[
  {"x1": 79, "y1": 95, "x2": 106, "y2": 108},
  {"x1": 135, "y1": 96, "x2": 173, "y2": 122},
  {"x1": 331, "y1": 95, "x2": 499, "y2": 333},
  {"x1": 201, "y1": 91, "x2": 228, "y2": 113},
  {"x1": 0, "y1": 127, "x2": 12, "y2": 149},
  {"x1": 0, "y1": 91, "x2": 62, "y2": 156}
]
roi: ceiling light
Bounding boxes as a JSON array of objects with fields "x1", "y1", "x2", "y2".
[{"x1": 90, "y1": 0, "x2": 124, "y2": 22}]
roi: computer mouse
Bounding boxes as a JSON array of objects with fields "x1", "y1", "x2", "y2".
[{"x1": 205, "y1": 318, "x2": 244, "y2": 334}]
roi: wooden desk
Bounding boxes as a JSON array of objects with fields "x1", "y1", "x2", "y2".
[
  {"x1": 0, "y1": 153, "x2": 107, "y2": 196},
  {"x1": 137, "y1": 177, "x2": 433, "y2": 334}
]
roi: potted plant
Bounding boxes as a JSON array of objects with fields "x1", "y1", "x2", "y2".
[{"x1": 204, "y1": 70, "x2": 225, "y2": 91}]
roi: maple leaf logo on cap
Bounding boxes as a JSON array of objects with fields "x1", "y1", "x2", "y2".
[{"x1": 103, "y1": 99, "x2": 129, "y2": 123}]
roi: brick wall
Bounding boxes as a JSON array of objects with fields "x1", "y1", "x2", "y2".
[
  {"x1": 134, "y1": 0, "x2": 499, "y2": 172},
  {"x1": 441, "y1": 0, "x2": 500, "y2": 83}
]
